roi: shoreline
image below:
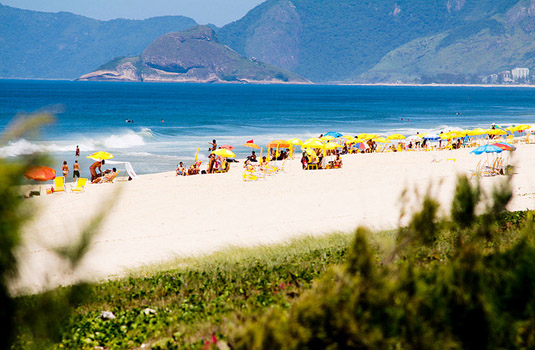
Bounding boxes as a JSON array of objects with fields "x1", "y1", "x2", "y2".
[
  {"x1": 3, "y1": 77, "x2": 535, "y2": 88},
  {"x1": 13, "y1": 145, "x2": 535, "y2": 293}
]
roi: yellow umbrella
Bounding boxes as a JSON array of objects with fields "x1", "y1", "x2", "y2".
[
  {"x1": 373, "y1": 137, "x2": 390, "y2": 143},
  {"x1": 324, "y1": 142, "x2": 342, "y2": 150},
  {"x1": 320, "y1": 135, "x2": 335, "y2": 141},
  {"x1": 212, "y1": 149, "x2": 236, "y2": 158},
  {"x1": 87, "y1": 151, "x2": 114, "y2": 160},
  {"x1": 517, "y1": 124, "x2": 531, "y2": 131},
  {"x1": 387, "y1": 134, "x2": 406, "y2": 140},
  {"x1": 361, "y1": 134, "x2": 378, "y2": 140},
  {"x1": 468, "y1": 128, "x2": 487, "y2": 136},
  {"x1": 288, "y1": 138, "x2": 303, "y2": 146},
  {"x1": 302, "y1": 139, "x2": 325, "y2": 148},
  {"x1": 342, "y1": 135, "x2": 355, "y2": 140},
  {"x1": 304, "y1": 137, "x2": 322, "y2": 144},
  {"x1": 487, "y1": 129, "x2": 507, "y2": 136}
]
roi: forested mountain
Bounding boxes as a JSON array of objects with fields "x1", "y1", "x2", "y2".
[
  {"x1": 0, "y1": 3, "x2": 197, "y2": 79},
  {"x1": 78, "y1": 26, "x2": 308, "y2": 83},
  {"x1": 218, "y1": 0, "x2": 534, "y2": 83}
]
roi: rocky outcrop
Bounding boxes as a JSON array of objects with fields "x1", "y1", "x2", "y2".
[{"x1": 78, "y1": 26, "x2": 308, "y2": 84}]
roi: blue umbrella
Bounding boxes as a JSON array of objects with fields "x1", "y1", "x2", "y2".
[
  {"x1": 324, "y1": 131, "x2": 343, "y2": 138},
  {"x1": 470, "y1": 144, "x2": 503, "y2": 155}
]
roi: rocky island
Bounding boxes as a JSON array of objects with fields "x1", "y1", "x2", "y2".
[{"x1": 78, "y1": 25, "x2": 309, "y2": 84}]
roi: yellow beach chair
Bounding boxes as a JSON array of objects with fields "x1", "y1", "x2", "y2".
[
  {"x1": 54, "y1": 177, "x2": 65, "y2": 192},
  {"x1": 71, "y1": 178, "x2": 87, "y2": 193},
  {"x1": 102, "y1": 170, "x2": 120, "y2": 183}
]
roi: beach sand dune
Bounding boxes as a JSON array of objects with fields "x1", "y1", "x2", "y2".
[{"x1": 15, "y1": 145, "x2": 535, "y2": 292}]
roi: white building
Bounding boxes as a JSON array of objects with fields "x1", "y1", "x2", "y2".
[{"x1": 512, "y1": 68, "x2": 530, "y2": 81}]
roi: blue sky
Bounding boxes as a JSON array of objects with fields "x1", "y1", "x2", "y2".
[{"x1": 1, "y1": 0, "x2": 265, "y2": 26}]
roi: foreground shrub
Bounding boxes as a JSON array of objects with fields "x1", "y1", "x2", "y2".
[{"x1": 232, "y1": 175, "x2": 535, "y2": 349}]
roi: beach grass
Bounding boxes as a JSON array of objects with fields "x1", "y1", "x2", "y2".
[{"x1": 14, "y1": 232, "x2": 357, "y2": 349}]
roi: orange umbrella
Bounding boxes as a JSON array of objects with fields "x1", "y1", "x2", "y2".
[
  {"x1": 25, "y1": 166, "x2": 56, "y2": 181},
  {"x1": 243, "y1": 142, "x2": 261, "y2": 149},
  {"x1": 267, "y1": 140, "x2": 291, "y2": 148}
]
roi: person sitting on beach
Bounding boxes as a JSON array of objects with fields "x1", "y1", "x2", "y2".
[
  {"x1": 62, "y1": 161, "x2": 69, "y2": 182},
  {"x1": 89, "y1": 160, "x2": 104, "y2": 182},
  {"x1": 73, "y1": 160, "x2": 80, "y2": 182},
  {"x1": 333, "y1": 155, "x2": 343, "y2": 168},
  {"x1": 92, "y1": 168, "x2": 117, "y2": 183},
  {"x1": 176, "y1": 162, "x2": 187, "y2": 176},
  {"x1": 247, "y1": 150, "x2": 257, "y2": 162},
  {"x1": 188, "y1": 161, "x2": 201, "y2": 175}
]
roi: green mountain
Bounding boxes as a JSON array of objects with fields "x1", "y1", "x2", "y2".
[
  {"x1": 218, "y1": 0, "x2": 530, "y2": 83},
  {"x1": 0, "y1": 3, "x2": 197, "y2": 79},
  {"x1": 78, "y1": 26, "x2": 308, "y2": 83}
]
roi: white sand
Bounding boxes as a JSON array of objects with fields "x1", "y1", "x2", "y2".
[{"x1": 14, "y1": 144, "x2": 535, "y2": 292}]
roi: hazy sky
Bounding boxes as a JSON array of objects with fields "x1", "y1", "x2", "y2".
[{"x1": 1, "y1": 0, "x2": 265, "y2": 26}]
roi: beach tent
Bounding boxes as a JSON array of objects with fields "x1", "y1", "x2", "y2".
[{"x1": 105, "y1": 160, "x2": 137, "y2": 180}]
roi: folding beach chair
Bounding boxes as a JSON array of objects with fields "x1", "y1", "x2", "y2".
[{"x1": 71, "y1": 178, "x2": 88, "y2": 193}]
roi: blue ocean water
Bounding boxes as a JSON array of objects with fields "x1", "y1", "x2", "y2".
[{"x1": 2, "y1": 80, "x2": 535, "y2": 175}]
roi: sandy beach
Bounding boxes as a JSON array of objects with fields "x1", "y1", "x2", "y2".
[{"x1": 14, "y1": 144, "x2": 535, "y2": 292}]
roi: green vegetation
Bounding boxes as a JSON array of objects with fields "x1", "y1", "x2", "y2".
[
  {"x1": 218, "y1": 0, "x2": 527, "y2": 83},
  {"x1": 231, "y1": 175, "x2": 535, "y2": 349}
]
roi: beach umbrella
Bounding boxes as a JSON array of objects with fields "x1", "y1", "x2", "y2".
[
  {"x1": 516, "y1": 124, "x2": 531, "y2": 132},
  {"x1": 354, "y1": 142, "x2": 368, "y2": 151},
  {"x1": 320, "y1": 135, "x2": 335, "y2": 141},
  {"x1": 220, "y1": 145, "x2": 235, "y2": 150},
  {"x1": 423, "y1": 133, "x2": 440, "y2": 140},
  {"x1": 243, "y1": 141, "x2": 261, "y2": 149},
  {"x1": 342, "y1": 135, "x2": 355, "y2": 141},
  {"x1": 288, "y1": 138, "x2": 303, "y2": 146},
  {"x1": 324, "y1": 131, "x2": 343, "y2": 138},
  {"x1": 487, "y1": 129, "x2": 507, "y2": 136},
  {"x1": 468, "y1": 128, "x2": 487, "y2": 136},
  {"x1": 212, "y1": 149, "x2": 236, "y2": 158},
  {"x1": 387, "y1": 134, "x2": 406, "y2": 140},
  {"x1": 324, "y1": 142, "x2": 342, "y2": 150},
  {"x1": 406, "y1": 135, "x2": 422, "y2": 142},
  {"x1": 302, "y1": 139, "x2": 325, "y2": 148},
  {"x1": 304, "y1": 137, "x2": 322, "y2": 144},
  {"x1": 373, "y1": 137, "x2": 390, "y2": 143},
  {"x1": 25, "y1": 166, "x2": 56, "y2": 182},
  {"x1": 492, "y1": 142, "x2": 516, "y2": 151},
  {"x1": 470, "y1": 144, "x2": 503, "y2": 155},
  {"x1": 25, "y1": 166, "x2": 56, "y2": 195},
  {"x1": 267, "y1": 140, "x2": 291, "y2": 148},
  {"x1": 87, "y1": 151, "x2": 114, "y2": 161}
]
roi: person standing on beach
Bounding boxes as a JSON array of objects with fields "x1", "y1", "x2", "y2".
[
  {"x1": 89, "y1": 160, "x2": 104, "y2": 182},
  {"x1": 73, "y1": 160, "x2": 80, "y2": 182},
  {"x1": 209, "y1": 139, "x2": 217, "y2": 152},
  {"x1": 62, "y1": 161, "x2": 69, "y2": 182},
  {"x1": 75, "y1": 145, "x2": 80, "y2": 157}
]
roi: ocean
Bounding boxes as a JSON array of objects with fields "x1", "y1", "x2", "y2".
[{"x1": 1, "y1": 80, "x2": 535, "y2": 175}]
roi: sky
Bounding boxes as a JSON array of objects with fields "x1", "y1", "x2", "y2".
[{"x1": 1, "y1": 0, "x2": 265, "y2": 26}]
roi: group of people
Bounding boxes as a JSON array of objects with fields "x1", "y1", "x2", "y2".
[{"x1": 301, "y1": 151, "x2": 343, "y2": 170}]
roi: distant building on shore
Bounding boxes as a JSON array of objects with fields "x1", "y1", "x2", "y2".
[
  {"x1": 512, "y1": 67, "x2": 530, "y2": 81},
  {"x1": 498, "y1": 71, "x2": 513, "y2": 83}
]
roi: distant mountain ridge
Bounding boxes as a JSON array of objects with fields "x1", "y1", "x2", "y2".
[
  {"x1": 0, "y1": 3, "x2": 197, "y2": 79},
  {"x1": 218, "y1": 0, "x2": 535, "y2": 83},
  {"x1": 3, "y1": 1, "x2": 535, "y2": 83},
  {"x1": 78, "y1": 26, "x2": 308, "y2": 83}
]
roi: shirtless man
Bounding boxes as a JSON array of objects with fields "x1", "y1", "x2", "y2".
[
  {"x1": 73, "y1": 160, "x2": 80, "y2": 182},
  {"x1": 208, "y1": 139, "x2": 217, "y2": 152},
  {"x1": 176, "y1": 162, "x2": 187, "y2": 176},
  {"x1": 89, "y1": 160, "x2": 104, "y2": 182}
]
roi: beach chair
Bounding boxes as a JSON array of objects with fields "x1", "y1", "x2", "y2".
[
  {"x1": 54, "y1": 177, "x2": 65, "y2": 192},
  {"x1": 215, "y1": 161, "x2": 230, "y2": 173},
  {"x1": 71, "y1": 178, "x2": 88, "y2": 193},
  {"x1": 102, "y1": 170, "x2": 120, "y2": 183},
  {"x1": 307, "y1": 163, "x2": 318, "y2": 170},
  {"x1": 243, "y1": 165, "x2": 262, "y2": 181}
]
